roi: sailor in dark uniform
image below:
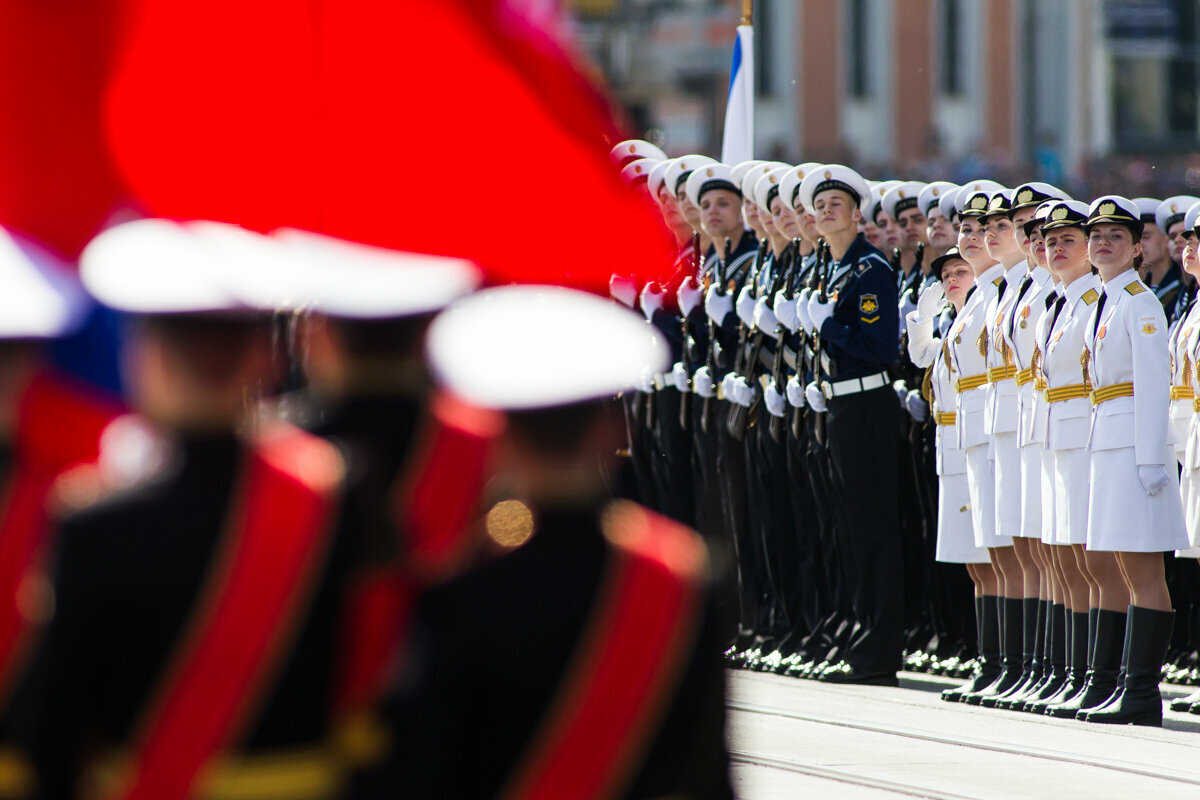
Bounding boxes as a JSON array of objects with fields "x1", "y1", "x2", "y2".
[
  {"x1": 29, "y1": 220, "x2": 392, "y2": 800},
  {"x1": 390, "y1": 286, "x2": 732, "y2": 799},
  {"x1": 1135, "y1": 197, "x2": 1183, "y2": 323},
  {"x1": 0, "y1": 227, "x2": 121, "y2": 800},
  {"x1": 796, "y1": 164, "x2": 903, "y2": 685}
]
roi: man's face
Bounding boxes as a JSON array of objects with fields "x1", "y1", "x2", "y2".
[
  {"x1": 677, "y1": 187, "x2": 702, "y2": 232},
  {"x1": 743, "y1": 199, "x2": 761, "y2": 233},
  {"x1": 657, "y1": 185, "x2": 686, "y2": 230},
  {"x1": 1169, "y1": 221, "x2": 1187, "y2": 263},
  {"x1": 699, "y1": 189, "x2": 745, "y2": 242},
  {"x1": 812, "y1": 189, "x2": 860, "y2": 239},
  {"x1": 876, "y1": 211, "x2": 902, "y2": 251},
  {"x1": 926, "y1": 209, "x2": 956, "y2": 251},
  {"x1": 1140, "y1": 223, "x2": 1170, "y2": 269},
  {"x1": 897, "y1": 207, "x2": 928, "y2": 249}
]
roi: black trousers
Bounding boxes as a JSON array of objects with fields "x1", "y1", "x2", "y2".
[
  {"x1": 649, "y1": 388, "x2": 695, "y2": 527},
  {"x1": 825, "y1": 386, "x2": 904, "y2": 674}
]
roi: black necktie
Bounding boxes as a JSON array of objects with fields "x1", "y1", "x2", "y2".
[
  {"x1": 1049, "y1": 294, "x2": 1067, "y2": 334},
  {"x1": 1008, "y1": 276, "x2": 1036, "y2": 337},
  {"x1": 1092, "y1": 290, "x2": 1108, "y2": 336}
]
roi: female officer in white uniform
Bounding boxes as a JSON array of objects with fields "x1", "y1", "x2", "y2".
[
  {"x1": 1077, "y1": 196, "x2": 1189, "y2": 726},
  {"x1": 906, "y1": 247, "x2": 996, "y2": 702},
  {"x1": 943, "y1": 181, "x2": 1025, "y2": 704}
]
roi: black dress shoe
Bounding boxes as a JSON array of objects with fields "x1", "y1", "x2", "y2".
[{"x1": 817, "y1": 666, "x2": 899, "y2": 686}]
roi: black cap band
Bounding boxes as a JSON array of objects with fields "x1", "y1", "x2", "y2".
[
  {"x1": 812, "y1": 179, "x2": 862, "y2": 208},
  {"x1": 697, "y1": 179, "x2": 741, "y2": 202}
]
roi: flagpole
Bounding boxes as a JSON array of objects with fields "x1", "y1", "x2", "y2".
[{"x1": 742, "y1": 0, "x2": 753, "y2": 27}]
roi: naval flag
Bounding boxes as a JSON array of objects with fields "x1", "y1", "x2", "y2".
[{"x1": 721, "y1": 25, "x2": 754, "y2": 165}]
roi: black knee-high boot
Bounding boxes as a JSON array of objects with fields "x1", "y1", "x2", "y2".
[
  {"x1": 943, "y1": 596, "x2": 1000, "y2": 702},
  {"x1": 1041, "y1": 610, "x2": 1090, "y2": 713},
  {"x1": 995, "y1": 598, "x2": 1044, "y2": 709},
  {"x1": 964, "y1": 597, "x2": 1023, "y2": 705},
  {"x1": 1083, "y1": 606, "x2": 1174, "y2": 726}
]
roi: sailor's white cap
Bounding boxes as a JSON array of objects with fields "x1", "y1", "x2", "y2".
[
  {"x1": 754, "y1": 167, "x2": 793, "y2": 211},
  {"x1": 272, "y1": 229, "x2": 481, "y2": 320},
  {"x1": 0, "y1": 227, "x2": 89, "y2": 340},
  {"x1": 730, "y1": 160, "x2": 768, "y2": 189},
  {"x1": 865, "y1": 180, "x2": 900, "y2": 223},
  {"x1": 1183, "y1": 201, "x2": 1200, "y2": 234},
  {"x1": 954, "y1": 179, "x2": 1006, "y2": 217},
  {"x1": 882, "y1": 181, "x2": 927, "y2": 221},
  {"x1": 619, "y1": 158, "x2": 661, "y2": 189},
  {"x1": 685, "y1": 163, "x2": 740, "y2": 208},
  {"x1": 779, "y1": 163, "x2": 824, "y2": 211},
  {"x1": 1132, "y1": 197, "x2": 1161, "y2": 224},
  {"x1": 938, "y1": 186, "x2": 963, "y2": 221},
  {"x1": 1085, "y1": 195, "x2": 1144, "y2": 236},
  {"x1": 609, "y1": 139, "x2": 667, "y2": 166},
  {"x1": 918, "y1": 182, "x2": 958, "y2": 216},
  {"x1": 647, "y1": 159, "x2": 674, "y2": 202},
  {"x1": 1011, "y1": 182, "x2": 1070, "y2": 212},
  {"x1": 1039, "y1": 200, "x2": 1091, "y2": 232},
  {"x1": 798, "y1": 165, "x2": 872, "y2": 216},
  {"x1": 1156, "y1": 196, "x2": 1200, "y2": 234},
  {"x1": 740, "y1": 162, "x2": 788, "y2": 206},
  {"x1": 663, "y1": 155, "x2": 718, "y2": 199},
  {"x1": 426, "y1": 285, "x2": 669, "y2": 410}
]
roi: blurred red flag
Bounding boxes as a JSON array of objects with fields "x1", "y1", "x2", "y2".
[
  {"x1": 0, "y1": 1, "x2": 132, "y2": 258},
  {"x1": 102, "y1": 0, "x2": 674, "y2": 293}
]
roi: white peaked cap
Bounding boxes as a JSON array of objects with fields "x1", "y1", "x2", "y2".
[
  {"x1": 647, "y1": 159, "x2": 673, "y2": 202},
  {"x1": 798, "y1": 165, "x2": 872, "y2": 216},
  {"x1": 938, "y1": 186, "x2": 963, "y2": 220},
  {"x1": 780, "y1": 163, "x2": 825, "y2": 211},
  {"x1": 663, "y1": 155, "x2": 718, "y2": 198},
  {"x1": 81, "y1": 219, "x2": 261, "y2": 315},
  {"x1": 1132, "y1": 197, "x2": 1162, "y2": 222},
  {"x1": 1156, "y1": 196, "x2": 1200, "y2": 234},
  {"x1": 1184, "y1": 201, "x2": 1200, "y2": 233},
  {"x1": 740, "y1": 161, "x2": 788, "y2": 203},
  {"x1": 685, "y1": 163, "x2": 738, "y2": 208},
  {"x1": 730, "y1": 160, "x2": 767, "y2": 187},
  {"x1": 754, "y1": 167, "x2": 793, "y2": 211},
  {"x1": 609, "y1": 139, "x2": 667, "y2": 165},
  {"x1": 272, "y1": 229, "x2": 481, "y2": 320},
  {"x1": 619, "y1": 158, "x2": 661, "y2": 187},
  {"x1": 865, "y1": 180, "x2": 900, "y2": 222},
  {"x1": 0, "y1": 226, "x2": 89, "y2": 340},
  {"x1": 881, "y1": 181, "x2": 927, "y2": 221},
  {"x1": 954, "y1": 179, "x2": 1006, "y2": 215},
  {"x1": 918, "y1": 181, "x2": 958, "y2": 216},
  {"x1": 426, "y1": 285, "x2": 669, "y2": 410}
]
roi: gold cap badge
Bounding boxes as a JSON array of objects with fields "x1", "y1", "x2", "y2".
[
  {"x1": 1051, "y1": 206, "x2": 1068, "y2": 221},
  {"x1": 971, "y1": 195, "x2": 987, "y2": 210},
  {"x1": 825, "y1": 170, "x2": 833, "y2": 180},
  {"x1": 1017, "y1": 189, "x2": 1033, "y2": 203},
  {"x1": 705, "y1": 167, "x2": 714, "y2": 177},
  {"x1": 1098, "y1": 201, "x2": 1117, "y2": 216}
]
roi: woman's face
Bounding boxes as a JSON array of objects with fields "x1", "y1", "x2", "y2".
[
  {"x1": 983, "y1": 214, "x2": 1021, "y2": 263},
  {"x1": 1044, "y1": 226, "x2": 1089, "y2": 279},
  {"x1": 1182, "y1": 233, "x2": 1200, "y2": 278},
  {"x1": 1087, "y1": 223, "x2": 1141, "y2": 277},
  {"x1": 957, "y1": 217, "x2": 989, "y2": 270},
  {"x1": 941, "y1": 259, "x2": 974, "y2": 309},
  {"x1": 1027, "y1": 227, "x2": 1048, "y2": 269}
]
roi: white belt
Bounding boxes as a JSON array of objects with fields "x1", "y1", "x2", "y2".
[{"x1": 822, "y1": 371, "x2": 889, "y2": 399}]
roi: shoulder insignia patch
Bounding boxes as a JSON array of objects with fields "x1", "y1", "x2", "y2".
[
  {"x1": 859, "y1": 294, "x2": 879, "y2": 315},
  {"x1": 1140, "y1": 318, "x2": 1158, "y2": 337},
  {"x1": 1125, "y1": 282, "x2": 1146, "y2": 296},
  {"x1": 1081, "y1": 289, "x2": 1099, "y2": 305},
  {"x1": 993, "y1": 276, "x2": 1004, "y2": 287}
]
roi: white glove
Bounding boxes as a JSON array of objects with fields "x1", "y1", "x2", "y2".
[
  {"x1": 775, "y1": 292, "x2": 800, "y2": 332},
  {"x1": 1138, "y1": 465, "x2": 1171, "y2": 497},
  {"x1": 610, "y1": 275, "x2": 637, "y2": 308},
  {"x1": 705, "y1": 285, "x2": 733, "y2": 325},
  {"x1": 754, "y1": 296, "x2": 779, "y2": 336},
  {"x1": 720, "y1": 372, "x2": 738, "y2": 401},
  {"x1": 807, "y1": 293, "x2": 834, "y2": 332},
  {"x1": 678, "y1": 277, "x2": 703, "y2": 317},
  {"x1": 730, "y1": 376, "x2": 756, "y2": 407},
  {"x1": 764, "y1": 382, "x2": 787, "y2": 417},
  {"x1": 905, "y1": 389, "x2": 928, "y2": 422},
  {"x1": 796, "y1": 288, "x2": 814, "y2": 332},
  {"x1": 636, "y1": 365, "x2": 655, "y2": 393},
  {"x1": 892, "y1": 379, "x2": 909, "y2": 404},
  {"x1": 692, "y1": 366, "x2": 715, "y2": 398},
  {"x1": 805, "y1": 381, "x2": 828, "y2": 413},
  {"x1": 735, "y1": 285, "x2": 756, "y2": 327},
  {"x1": 669, "y1": 362, "x2": 690, "y2": 393},
  {"x1": 786, "y1": 374, "x2": 807, "y2": 408},
  {"x1": 916, "y1": 281, "x2": 945, "y2": 321},
  {"x1": 639, "y1": 283, "x2": 664, "y2": 323}
]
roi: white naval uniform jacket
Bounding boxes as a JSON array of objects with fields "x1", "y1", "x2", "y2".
[
  {"x1": 1168, "y1": 301, "x2": 1200, "y2": 461},
  {"x1": 1042, "y1": 274, "x2": 1102, "y2": 452},
  {"x1": 1081, "y1": 270, "x2": 1170, "y2": 465},
  {"x1": 907, "y1": 306, "x2": 965, "y2": 476},
  {"x1": 948, "y1": 264, "x2": 1005, "y2": 451},
  {"x1": 983, "y1": 261, "x2": 1028, "y2": 436},
  {"x1": 1000, "y1": 266, "x2": 1055, "y2": 446}
]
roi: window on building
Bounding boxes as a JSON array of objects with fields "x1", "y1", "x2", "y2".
[
  {"x1": 848, "y1": 0, "x2": 871, "y2": 97},
  {"x1": 755, "y1": 0, "x2": 775, "y2": 97},
  {"x1": 1110, "y1": 0, "x2": 1199, "y2": 152},
  {"x1": 940, "y1": 0, "x2": 963, "y2": 96}
]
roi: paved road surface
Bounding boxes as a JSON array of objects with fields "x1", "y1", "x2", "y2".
[{"x1": 726, "y1": 669, "x2": 1200, "y2": 799}]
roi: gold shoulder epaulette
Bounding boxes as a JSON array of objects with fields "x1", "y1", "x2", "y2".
[
  {"x1": 992, "y1": 276, "x2": 1004, "y2": 287},
  {"x1": 1125, "y1": 282, "x2": 1146, "y2": 296},
  {"x1": 1082, "y1": 289, "x2": 1099, "y2": 305}
]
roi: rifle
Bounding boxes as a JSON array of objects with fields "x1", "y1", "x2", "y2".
[
  {"x1": 728, "y1": 239, "x2": 794, "y2": 441},
  {"x1": 810, "y1": 240, "x2": 831, "y2": 446},
  {"x1": 678, "y1": 232, "x2": 701, "y2": 431},
  {"x1": 768, "y1": 238, "x2": 802, "y2": 442},
  {"x1": 700, "y1": 237, "x2": 732, "y2": 434},
  {"x1": 790, "y1": 240, "x2": 826, "y2": 439},
  {"x1": 730, "y1": 239, "x2": 769, "y2": 377}
]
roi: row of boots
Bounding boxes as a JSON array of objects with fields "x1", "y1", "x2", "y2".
[{"x1": 942, "y1": 597, "x2": 1178, "y2": 727}]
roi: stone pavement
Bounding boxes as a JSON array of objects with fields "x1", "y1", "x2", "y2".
[{"x1": 726, "y1": 669, "x2": 1200, "y2": 799}]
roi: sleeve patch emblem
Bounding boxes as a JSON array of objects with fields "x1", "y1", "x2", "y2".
[
  {"x1": 1141, "y1": 319, "x2": 1158, "y2": 336},
  {"x1": 860, "y1": 294, "x2": 879, "y2": 315}
]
